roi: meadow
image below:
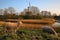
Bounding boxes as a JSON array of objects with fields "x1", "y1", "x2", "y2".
[{"x1": 0, "y1": 26, "x2": 60, "y2": 40}]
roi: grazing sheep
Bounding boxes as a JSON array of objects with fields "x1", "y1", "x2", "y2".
[
  {"x1": 41, "y1": 26, "x2": 58, "y2": 37},
  {"x1": 3, "y1": 21, "x2": 23, "y2": 33}
]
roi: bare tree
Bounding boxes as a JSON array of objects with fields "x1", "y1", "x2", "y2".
[
  {"x1": 0, "y1": 9, "x2": 4, "y2": 15},
  {"x1": 53, "y1": 13, "x2": 57, "y2": 16},
  {"x1": 8, "y1": 7, "x2": 15, "y2": 14},
  {"x1": 4, "y1": 8, "x2": 8, "y2": 15}
]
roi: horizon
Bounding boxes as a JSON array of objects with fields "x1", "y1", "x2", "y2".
[{"x1": 0, "y1": 0, "x2": 60, "y2": 15}]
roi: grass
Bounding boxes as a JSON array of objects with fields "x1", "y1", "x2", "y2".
[
  {"x1": 16, "y1": 28, "x2": 60, "y2": 40},
  {"x1": 0, "y1": 19, "x2": 55, "y2": 29},
  {"x1": 0, "y1": 25, "x2": 60, "y2": 40}
]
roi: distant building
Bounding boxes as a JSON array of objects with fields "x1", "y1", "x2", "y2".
[
  {"x1": 41, "y1": 11, "x2": 51, "y2": 16},
  {"x1": 22, "y1": 6, "x2": 40, "y2": 15}
]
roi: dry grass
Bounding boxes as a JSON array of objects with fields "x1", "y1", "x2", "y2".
[
  {"x1": 53, "y1": 27, "x2": 60, "y2": 30},
  {"x1": 19, "y1": 24, "x2": 42, "y2": 29},
  {"x1": 21, "y1": 19, "x2": 55, "y2": 24},
  {"x1": 0, "y1": 21, "x2": 5, "y2": 26},
  {"x1": 0, "y1": 19, "x2": 55, "y2": 29}
]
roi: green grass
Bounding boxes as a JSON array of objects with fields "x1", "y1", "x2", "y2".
[{"x1": 0, "y1": 26, "x2": 60, "y2": 40}]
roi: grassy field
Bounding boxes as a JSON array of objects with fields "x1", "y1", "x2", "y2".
[
  {"x1": 0, "y1": 27, "x2": 60, "y2": 40},
  {"x1": 0, "y1": 19, "x2": 60, "y2": 40},
  {"x1": 16, "y1": 28, "x2": 60, "y2": 40}
]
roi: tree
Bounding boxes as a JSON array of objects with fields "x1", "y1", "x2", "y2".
[
  {"x1": 4, "y1": 8, "x2": 8, "y2": 15},
  {"x1": 24, "y1": 11, "x2": 32, "y2": 19},
  {"x1": 8, "y1": 7, "x2": 15, "y2": 14},
  {"x1": 53, "y1": 13, "x2": 57, "y2": 16},
  {"x1": 36, "y1": 13, "x2": 43, "y2": 19},
  {"x1": 0, "y1": 9, "x2": 4, "y2": 15}
]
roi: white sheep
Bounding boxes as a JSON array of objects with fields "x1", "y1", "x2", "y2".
[{"x1": 3, "y1": 21, "x2": 23, "y2": 33}]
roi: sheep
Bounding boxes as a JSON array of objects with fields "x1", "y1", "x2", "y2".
[
  {"x1": 41, "y1": 26, "x2": 58, "y2": 37},
  {"x1": 3, "y1": 21, "x2": 23, "y2": 33}
]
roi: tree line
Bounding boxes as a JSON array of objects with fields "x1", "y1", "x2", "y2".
[
  {"x1": 0, "y1": 7, "x2": 44, "y2": 19},
  {"x1": 0, "y1": 7, "x2": 59, "y2": 19}
]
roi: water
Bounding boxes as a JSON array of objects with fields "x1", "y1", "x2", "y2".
[{"x1": 52, "y1": 20, "x2": 60, "y2": 27}]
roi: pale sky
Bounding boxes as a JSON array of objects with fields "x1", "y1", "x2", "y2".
[{"x1": 0, "y1": 0, "x2": 60, "y2": 15}]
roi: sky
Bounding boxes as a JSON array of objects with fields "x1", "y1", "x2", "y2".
[{"x1": 0, "y1": 0, "x2": 60, "y2": 15}]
